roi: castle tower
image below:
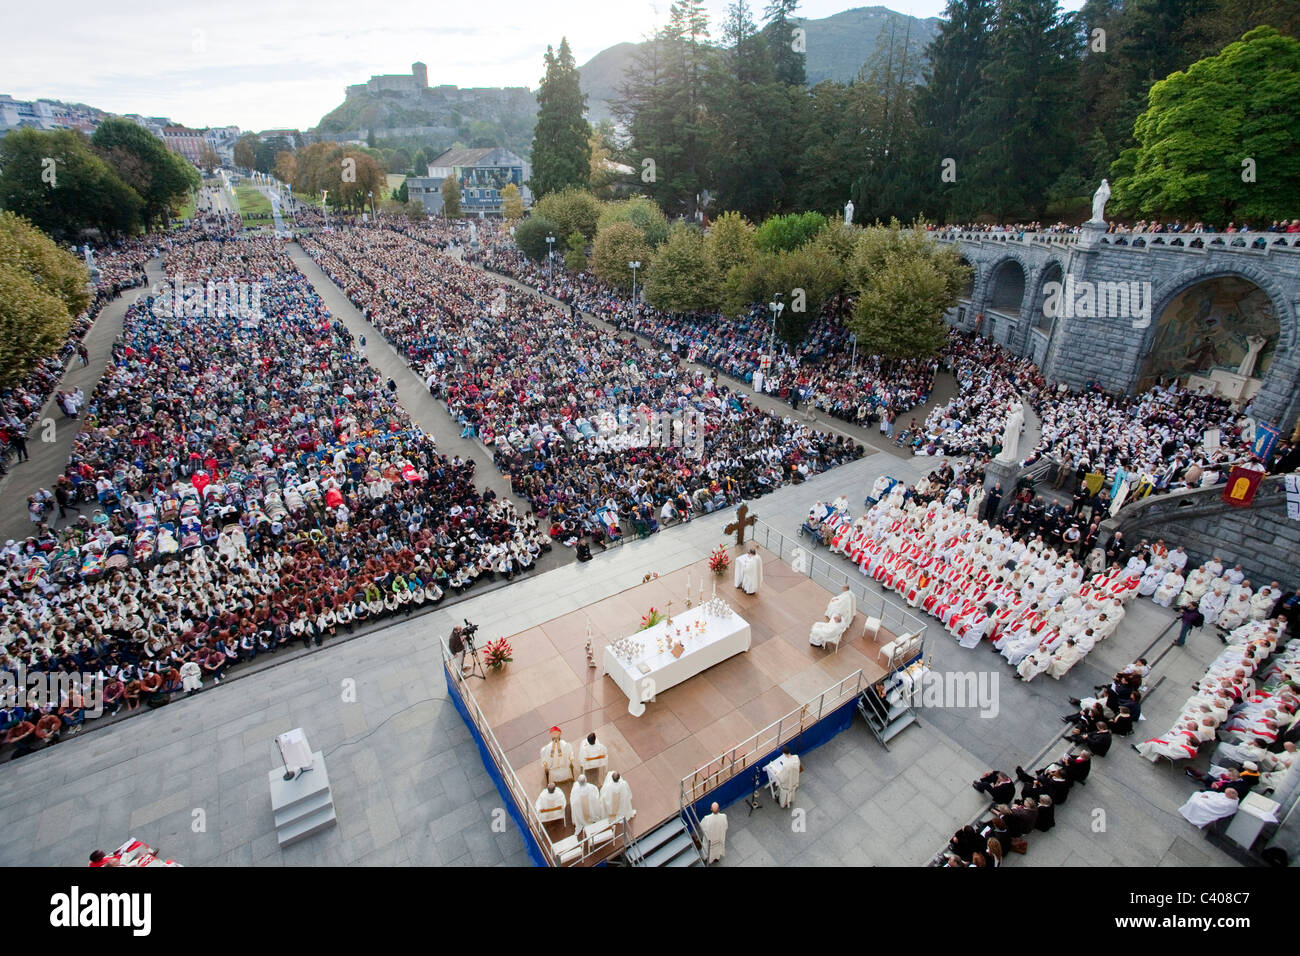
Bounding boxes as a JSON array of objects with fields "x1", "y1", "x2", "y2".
[{"x1": 412, "y1": 62, "x2": 428, "y2": 89}]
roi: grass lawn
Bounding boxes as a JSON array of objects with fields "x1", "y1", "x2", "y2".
[
  {"x1": 173, "y1": 195, "x2": 196, "y2": 222},
  {"x1": 385, "y1": 173, "x2": 406, "y2": 193},
  {"x1": 234, "y1": 184, "x2": 273, "y2": 220}
]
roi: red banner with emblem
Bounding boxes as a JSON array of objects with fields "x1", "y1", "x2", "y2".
[{"x1": 1221, "y1": 466, "x2": 1265, "y2": 508}]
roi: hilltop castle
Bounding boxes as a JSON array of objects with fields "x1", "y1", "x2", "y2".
[{"x1": 346, "y1": 62, "x2": 428, "y2": 98}]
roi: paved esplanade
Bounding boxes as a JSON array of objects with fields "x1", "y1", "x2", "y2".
[{"x1": 0, "y1": 444, "x2": 1236, "y2": 867}]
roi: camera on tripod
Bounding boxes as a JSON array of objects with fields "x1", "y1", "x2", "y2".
[{"x1": 461, "y1": 618, "x2": 479, "y2": 649}]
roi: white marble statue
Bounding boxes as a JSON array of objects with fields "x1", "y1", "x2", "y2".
[
  {"x1": 844, "y1": 200, "x2": 854, "y2": 226},
  {"x1": 1238, "y1": 334, "x2": 1268, "y2": 378},
  {"x1": 1089, "y1": 179, "x2": 1110, "y2": 224},
  {"x1": 995, "y1": 402, "x2": 1025, "y2": 463}
]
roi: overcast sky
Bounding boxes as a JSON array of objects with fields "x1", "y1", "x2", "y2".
[{"x1": 4, "y1": 0, "x2": 1085, "y2": 132}]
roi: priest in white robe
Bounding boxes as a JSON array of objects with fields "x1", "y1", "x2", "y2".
[
  {"x1": 570, "y1": 774, "x2": 604, "y2": 830},
  {"x1": 1152, "y1": 570, "x2": 1184, "y2": 608},
  {"x1": 1178, "y1": 787, "x2": 1239, "y2": 828},
  {"x1": 766, "y1": 749, "x2": 801, "y2": 808},
  {"x1": 700, "y1": 802, "x2": 728, "y2": 863},
  {"x1": 540, "y1": 726, "x2": 575, "y2": 785},
  {"x1": 535, "y1": 784, "x2": 567, "y2": 825},
  {"x1": 600, "y1": 771, "x2": 635, "y2": 824},
  {"x1": 579, "y1": 732, "x2": 608, "y2": 784},
  {"x1": 809, "y1": 613, "x2": 848, "y2": 648},
  {"x1": 825, "y1": 585, "x2": 855, "y2": 624},
  {"x1": 736, "y1": 547, "x2": 763, "y2": 595},
  {"x1": 1199, "y1": 586, "x2": 1228, "y2": 626}
]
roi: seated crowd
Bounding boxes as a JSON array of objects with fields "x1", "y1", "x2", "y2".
[
  {"x1": 0, "y1": 233, "x2": 549, "y2": 757},
  {"x1": 298, "y1": 225, "x2": 863, "y2": 550},
  {"x1": 945, "y1": 657, "x2": 1149, "y2": 867}
]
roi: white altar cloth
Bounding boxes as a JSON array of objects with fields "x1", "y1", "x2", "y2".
[{"x1": 604, "y1": 604, "x2": 751, "y2": 715}]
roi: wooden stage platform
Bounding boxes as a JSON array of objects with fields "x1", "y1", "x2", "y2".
[{"x1": 465, "y1": 544, "x2": 894, "y2": 845}]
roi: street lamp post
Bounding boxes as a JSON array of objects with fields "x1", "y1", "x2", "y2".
[
  {"x1": 628, "y1": 260, "x2": 641, "y2": 312},
  {"x1": 322, "y1": 190, "x2": 329, "y2": 230},
  {"x1": 368, "y1": 190, "x2": 375, "y2": 222},
  {"x1": 546, "y1": 234, "x2": 556, "y2": 282},
  {"x1": 768, "y1": 293, "x2": 785, "y2": 359},
  {"x1": 850, "y1": 332, "x2": 857, "y2": 370}
]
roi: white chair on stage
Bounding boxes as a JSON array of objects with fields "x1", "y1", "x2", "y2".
[
  {"x1": 862, "y1": 615, "x2": 882, "y2": 641},
  {"x1": 582, "y1": 817, "x2": 616, "y2": 853},
  {"x1": 550, "y1": 833, "x2": 584, "y2": 865},
  {"x1": 822, "y1": 626, "x2": 844, "y2": 654},
  {"x1": 876, "y1": 631, "x2": 919, "y2": 668},
  {"x1": 536, "y1": 803, "x2": 566, "y2": 826}
]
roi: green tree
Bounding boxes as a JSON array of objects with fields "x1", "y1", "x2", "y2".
[
  {"x1": 0, "y1": 128, "x2": 143, "y2": 240},
  {"x1": 1111, "y1": 26, "x2": 1300, "y2": 225},
  {"x1": 590, "y1": 220, "x2": 652, "y2": 292},
  {"x1": 753, "y1": 211, "x2": 826, "y2": 252},
  {"x1": 92, "y1": 118, "x2": 199, "y2": 227},
  {"x1": 597, "y1": 195, "x2": 670, "y2": 247},
  {"x1": 618, "y1": 2, "x2": 717, "y2": 217},
  {"x1": 441, "y1": 176, "x2": 462, "y2": 218},
  {"x1": 514, "y1": 215, "x2": 560, "y2": 261},
  {"x1": 846, "y1": 221, "x2": 969, "y2": 359},
  {"x1": 501, "y1": 182, "x2": 524, "y2": 219},
  {"x1": 530, "y1": 38, "x2": 592, "y2": 199},
  {"x1": 0, "y1": 211, "x2": 90, "y2": 385},
  {"x1": 387, "y1": 148, "x2": 411, "y2": 173},
  {"x1": 961, "y1": 0, "x2": 1080, "y2": 220},
  {"x1": 646, "y1": 223, "x2": 715, "y2": 312},
  {"x1": 703, "y1": 210, "x2": 756, "y2": 278},
  {"x1": 233, "y1": 133, "x2": 258, "y2": 170},
  {"x1": 410, "y1": 148, "x2": 428, "y2": 174},
  {"x1": 564, "y1": 231, "x2": 588, "y2": 271},
  {"x1": 533, "y1": 187, "x2": 601, "y2": 241},
  {"x1": 763, "y1": 0, "x2": 806, "y2": 87}
]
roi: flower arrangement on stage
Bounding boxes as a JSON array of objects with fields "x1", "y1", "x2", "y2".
[
  {"x1": 708, "y1": 545, "x2": 731, "y2": 577},
  {"x1": 638, "y1": 607, "x2": 666, "y2": 631},
  {"x1": 483, "y1": 638, "x2": 513, "y2": 671}
]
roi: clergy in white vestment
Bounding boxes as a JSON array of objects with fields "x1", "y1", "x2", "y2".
[
  {"x1": 1152, "y1": 571, "x2": 1184, "y2": 608},
  {"x1": 826, "y1": 584, "x2": 856, "y2": 623},
  {"x1": 600, "y1": 771, "x2": 635, "y2": 823},
  {"x1": 700, "y1": 802, "x2": 728, "y2": 863},
  {"x1": 179, "y1": 660, "x2": 203, "y2": 692},
  {"x1": 1199, "y1": 586, "x2": 1228, "y2": 626},
  {"x1": 736, "y1": 547, "x2": 763, "y2": 594},
  {"x1": 1250, "y1": 586, "x2": 1278, "y2": 620},
  {"x1": 570, "y1": 774, "x2": 603, "y2": 830},
  {"x1": 535, "y1": 784, "x2": 567, "y2": 824},
  {"x1": 579, "y1": 732, "x2": 608, "y2": 783},
  {"x1": 809, "y1": 613, "x2": 848, "y2": 648},
  {"x1": 1178, "y1": 788, "x2": 1239, "y2": 828},
  {"x1": 767, "y1": 749, "x2": 801, "y2": 807},
  {"x1": 540, "y1": 726, "x2": 575, "y2": 785}
]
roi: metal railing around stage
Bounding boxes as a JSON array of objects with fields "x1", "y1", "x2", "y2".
[
  {"x1": 440, "y1": 639, "x2": 631, "y2": 867},
  {"x1": 677, "y1": 521, "x2": 930, "y2": 816},
  {"x1": 678, "y1": 667, "x2": 870, "y2": 814}
]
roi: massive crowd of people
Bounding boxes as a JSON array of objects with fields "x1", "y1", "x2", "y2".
[
  {"x1": 299, "y1": 225, "x2": 864, "y2": 546},
  {"x1": 0, "y1": 231, "x2": 552, "y2": 755}
]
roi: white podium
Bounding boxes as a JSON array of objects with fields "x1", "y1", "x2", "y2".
[{"x1": 268, "y1": 729, "x2": 337, "y2": 847}]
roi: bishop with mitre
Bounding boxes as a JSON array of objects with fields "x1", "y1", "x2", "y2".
[
  {"x1": 540, "y1": 726, "x2": 575, "y2": 785},
  {"x1": 600, "y1": 771, "x2": 635, "y2": 823},
  {"x1": 809, "y1": 613, "x2": 848, "y2": 648}
]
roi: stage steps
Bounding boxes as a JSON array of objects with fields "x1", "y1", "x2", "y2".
[
  {"x1": 858, "y1": 661, "x2": 920, "y2": 751},
  {"x1": 622, "y1": 816, "x2": 702, "y2": 867}
]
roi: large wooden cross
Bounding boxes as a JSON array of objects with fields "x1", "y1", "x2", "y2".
[{"x1": 725, "y1": 503, "x2": 757, "y2": 546}]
